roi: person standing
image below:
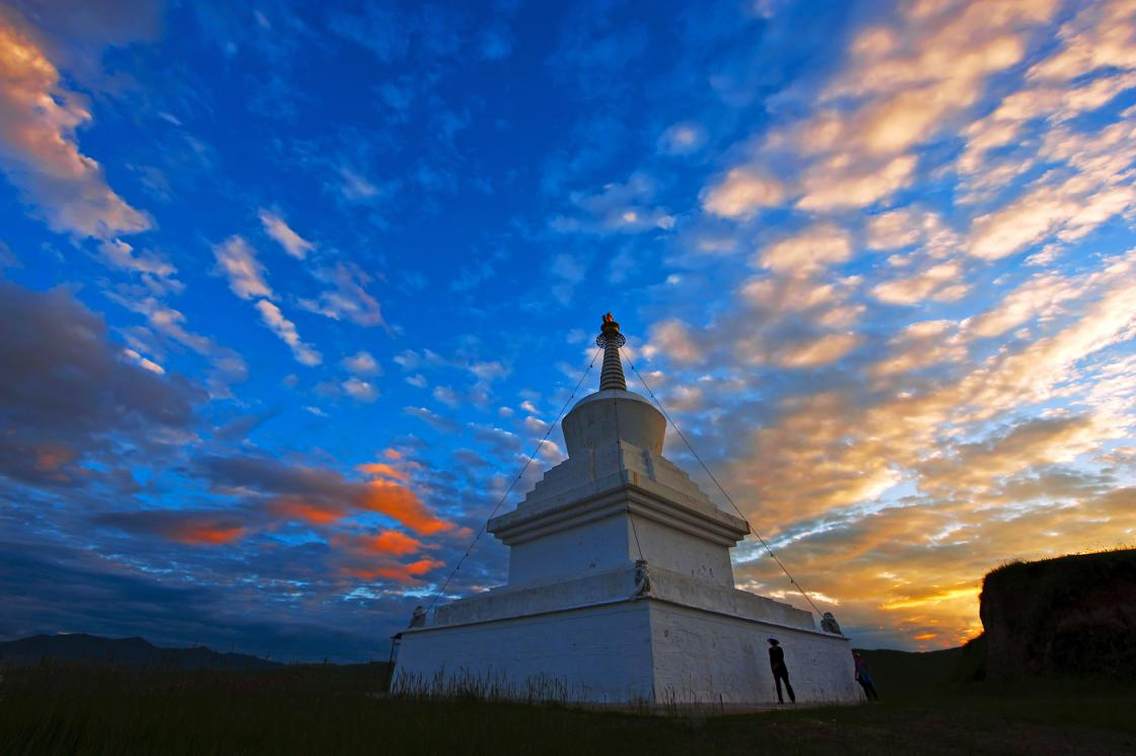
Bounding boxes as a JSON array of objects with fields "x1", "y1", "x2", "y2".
[
  {"x1": 853, "y1": 652, "x2": 879, "y2": 701},
  {"x1": 767, "y1": 638, "x2": 796, "y2": 704}
]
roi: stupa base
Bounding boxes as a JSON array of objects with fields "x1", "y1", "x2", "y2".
[{"x1": 392, "y1": 565, "x2": 861, "y2": 705}]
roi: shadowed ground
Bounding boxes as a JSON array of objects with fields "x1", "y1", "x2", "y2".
[{"x1": 1, "y1": 659, "x2": 1133, "y2": 755}]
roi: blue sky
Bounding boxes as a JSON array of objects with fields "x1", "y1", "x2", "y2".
[{"x1": 1, "y1": 0, "x2": 1135, "y2": 660}]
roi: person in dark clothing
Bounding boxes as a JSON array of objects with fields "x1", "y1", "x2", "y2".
[
  {"x1": 767, "y1": 638, "x2": 795, "y2": 704},
  {"x1": 853, "y1": 652, "x2": 879, "y2": 701}
]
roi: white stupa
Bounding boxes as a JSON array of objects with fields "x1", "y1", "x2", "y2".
[{"x1": 392, "y1": 315, "x2": 860, "y2": 704}]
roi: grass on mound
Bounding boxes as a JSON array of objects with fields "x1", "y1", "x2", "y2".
[{"x1": 1, "y1": 662, "x2": 1134, "y2": 756}]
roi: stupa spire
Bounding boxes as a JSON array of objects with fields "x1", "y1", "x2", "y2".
[{"x1": 596, "y1": 312, "x2": 627, "y2": 391}]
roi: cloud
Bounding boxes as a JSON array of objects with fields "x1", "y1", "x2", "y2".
[
  {"x1": 108, "y1": 295, "x2": 248, "y2": 394},
  {"x1": 866, "y1": 209, "x2": 923, "y2": 251},
  {"x1": 917, "y1": 415, "x2": 1114, "y2": 496},
  {"x1": 797, "y1": 155, "x2": 917, "y2": 211},
  {"x1": 955, "y1": 3, "x2": 1136, "y2": 257},
  {"x1": 258, "y1": 209, "x2": 315, "y2": 260},
  {"x1": 522, "y1": 416, "x2": 550, "y2": 436},
  {"x1": 757, "y1": 223, "x2": 852, "y2": 273},
  {"x1": 199, "y1": 454, "x2": 458, "y2": 537},
  {"x1": 1026, "y1": 0, "x2": 1136, "y2": 83},
  {"x1": 354, "y1": 529, "x2": 424, "y2": 557},
  {"x1": 345, "y1": 556, "x2": 445, "y2": 585},
  {"x1": 433, "y1": 385, "x2": 459, "y2": 407},
  {"x1": 358, "y1": 478, "x2": 454, "y2": 537},
  {"x1": 658, "y1": 122, "x2": 706, "y2": 155},
  {"x1": 871, "y1": 261, "x2": 968, "y2": 305},
  {"x1": 552, "y1": 173, "x2": 675, "y2": 234},
  {"x1": 99, "y1": 239, "x2": 178, "y2": 285},
  {"x1": 739, "y1": 273, "x2": 859, "y2": 320},
  {"x1": 213, "y1": 235, "x2": 273, "y2": 300},
  {"x1": 122, "y1": 348, "x2": 164, "y2": 375},
  {"x1": 0, "y1": 282, "x2": 201, "y2": 488},
  {"x1": 645, "y1": 319, "x2": 704, "y2": 365},
  {"x1": 97, "y1": 509, "x2": 247, "y2": 546},
  {"x1": 959, "y1": 73, "x2": 1136, "y2": 174},
  {"x1": 254, "y1": 300, "x2": 322, "y2": 366},
  {"x1": 871, "y1": 320, "x2": 965, "y2": 377},
  {"x1": 0, "y1": 12, "x2": 150, "y2": 239},
  {"x1": 341, "y1": 377, "x2": 378, "y2": 402},
  {"x1": 342, "y1": 350, "x2": 381, "y2": 375},
  {"x1": 966, "y1": 120, "x2": 1136, "y2": 260},
  {"x1": 470, "y1": 423, "x2": 522, "y2": 458},
  {"x1": 209, "y1": 235, "x2": 322, "y2": 366},
  {"x1": 403, "y1": 406, "x2": 460, "y2": 433},
  {"x1": 701, "y1": 167, "x2": 785, "y2": 218},
  {"x1": 964, "y1": 272, "x2": 1082, "y2": 339},
  {"x1": 298, "y1": 263, "x2": 385, "y2": 328},
  {"x1": 773, "y1": 332, "x2": 861, "y2": 368},
  {"x1": 468, "y1": 360, "x2": 508, "y2": 382},
  {"x1": 733, "y1": 250, "x2": 1136, "y2": 524},
  {"x1": 357, "y1": 461, "x2": 408, "y2": 482},
  {"x1": 705, "y1": 0, "x2": 1061, "y2": 215},
  {"x1": 335, "y1": 165, "x2": 383, "y2": 202}
]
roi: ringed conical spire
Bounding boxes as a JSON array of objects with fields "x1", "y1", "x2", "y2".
[
  {"x1": 562, "y1": 312, "x2": 664, "y2": 457},
  {"x1": 596, "y1": 312, "x2": 627, "y2": 391}
]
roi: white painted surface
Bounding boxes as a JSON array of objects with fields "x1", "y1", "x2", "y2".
[
  {"x1": 562, "y1": 390, "x2": 666, "y2": 457},
  {"x1": 506, "y1": 513, "x2": 630, "y2": 586},
  {"x1": 631, "y1": 513, "x2": 735, "y2": 587},
  {"x1": 646, "y1": 564, "x2": 814, "y2": 630},
  {"x1": 394, "y1": 601, "x2": 656, "y2": 703},
  {"x1": 438, "y1": 564, "x2": 639, "y2": 626},
  {"x1": 394, "y1": 594, "x2": 859, "y2": 704},
  {"x1": 649, "y1": 602, "x2": 860, "y2": 704}
]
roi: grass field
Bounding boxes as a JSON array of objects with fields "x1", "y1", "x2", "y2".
[{"x1": 1, "y1": 656, "x2": 1133, "y2": 755}]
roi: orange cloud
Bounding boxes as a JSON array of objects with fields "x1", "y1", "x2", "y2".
[
  {"x1": 359, "y1": 478, "x2": 455, "y2": 536},
  {"x1": 170, "y1": 523, "x2": 247, "y2": 546},
  {"x1": 0, "y1": 13, "x2": 150, "y2": 238},
  {"x1": 203, "y1": 454, "x2": 457, "y2": 539},
  {"x1": 270, "y1": 497, "x2": 346, "y2": 526},
  {"x1": 349, "y1": 557, "x2": 444, "y2": 585},
  {"x1": 33, "y1": 444, "x2": 78, "y2": 473},
  {"x1": 98, "y1": 510, "x2": 249, "y2": 547},
  {"x1": 357, "y1": 461, "x2": 409, "y2": 481},
  {"x1": 360, "y1": 529, "x2": 424, "y2": 557}
]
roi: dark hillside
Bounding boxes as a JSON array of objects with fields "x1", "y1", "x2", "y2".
[
  {"x1": 853, "y1": 647, "x2": 958, "y2": 695},
  {"x1": 980, "y1": 549, "x2": 1136, "y2": 680},
  {"x1": 0, "y1": 634, "x2": 279, "y2": 670}
]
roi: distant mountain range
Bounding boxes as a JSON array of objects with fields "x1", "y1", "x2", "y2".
[{"x1": 0, "y1": 633, "x2": 280, "y2": 669}]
